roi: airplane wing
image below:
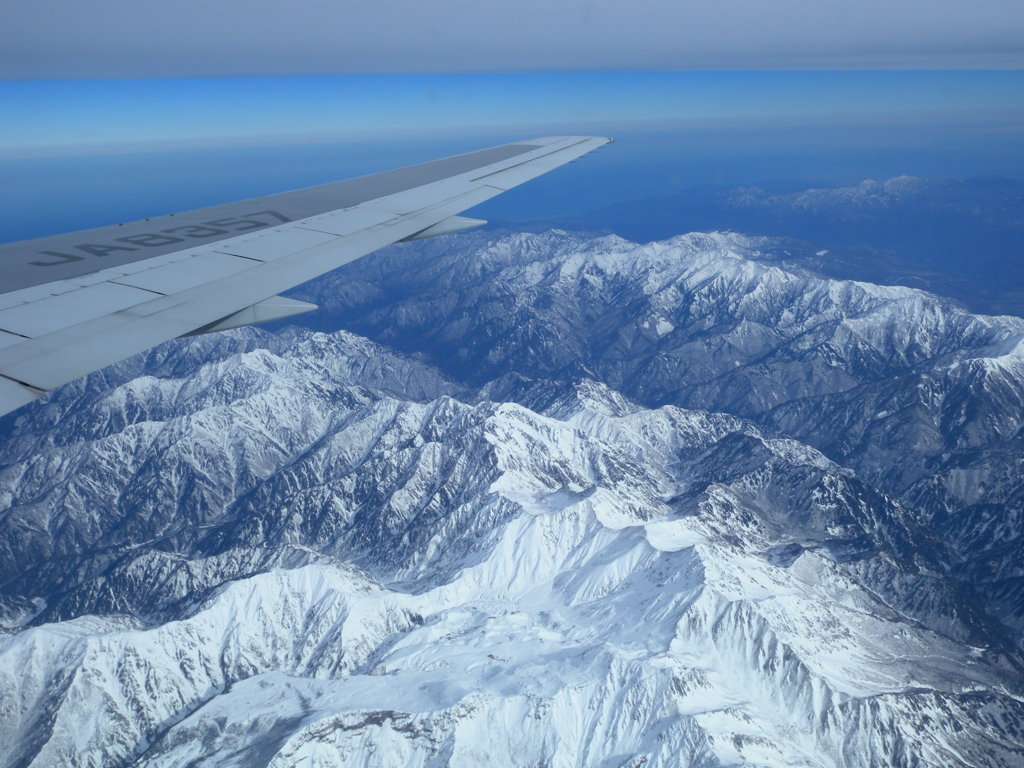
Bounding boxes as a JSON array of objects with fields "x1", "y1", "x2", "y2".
[{"x1": 0, "y1": 135, "x2": 611, "y2": 417}]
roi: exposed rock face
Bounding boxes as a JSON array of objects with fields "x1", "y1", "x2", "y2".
[
  {"x1": 293, "y1": 229, "x2": 1024, "y2": 644},
  {"x1": 1, "y1": 230, "x2": 1022, "y2": 767}
]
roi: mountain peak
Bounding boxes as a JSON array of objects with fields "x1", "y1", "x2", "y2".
[{"x1": 2, "y1": 227, "x2": 1024, "y2": 766}]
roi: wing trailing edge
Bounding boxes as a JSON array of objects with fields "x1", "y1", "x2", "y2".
[{"x1": 0, "y1": 136, "x2": 611, "y2": 417}]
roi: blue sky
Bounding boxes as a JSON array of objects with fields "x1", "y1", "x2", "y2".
[
  {"x1": 4, "y1": 71, "x2": 1023, "y2": 156},
  {"x1": 2, "y1": 0, "x2": 1022, "y2": 242},
  {"x1": 2, "y1": 70, "x2": 1023, "y2": 242}
]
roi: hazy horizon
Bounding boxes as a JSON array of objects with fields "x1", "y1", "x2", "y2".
[{"x1": 3, "y1": 70, "x2": 1023, "y2": 243}]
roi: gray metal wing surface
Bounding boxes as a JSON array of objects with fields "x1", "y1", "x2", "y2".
[{"x1": 0, "y1": 135, "x2": 611, "y2": 417}]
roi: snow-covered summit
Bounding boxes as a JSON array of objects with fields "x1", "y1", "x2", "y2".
[
  {"x1": 2, "y1": 353, "x2": 1020, "y2": 767},
  {"x1": 2, "y1": 227, "x2": 1024, "y2": 766}
]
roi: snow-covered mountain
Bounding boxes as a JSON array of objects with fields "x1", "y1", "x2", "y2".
[
  {"x1": 726, "y1": 176, "x2": 961, "y2": 216},
  {"x1": 551, "y1": 175, "x2": 1024, "y2": 316},
  {"x1": 1, "y1": 229, "x2": 1022, "y2": 766},
  {"x1": 291, "y1": 229, "x2": 1024, "y2": 644}
]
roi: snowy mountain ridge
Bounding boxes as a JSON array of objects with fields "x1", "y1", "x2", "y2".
[
  {"x1": 291, "y1": 228, "x2": 1024, "y2": 646},
  {"x1": 3, "y1": 375, "x2": 1022, "y2": 767},
  {"x1": 725, "y1": 176, "x2": 940, "y2": 214},
  {"x1": 0, "y1": 228, "x2": 1022, "y2": 766}
]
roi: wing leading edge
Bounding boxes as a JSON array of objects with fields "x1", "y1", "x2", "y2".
[{"x1": 0, "y1": 136, "x2": 611, "y2": 417}]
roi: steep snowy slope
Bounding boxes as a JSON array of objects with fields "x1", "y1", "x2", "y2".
[
  {"x1": 1, "y1": 228, "x2": 1023, "y2": 766},
  {"x1": 288, "y1": 229, "x2": 1024, "y2": 644},
  {"x1": 0, "y1": 346, "x2": 1021, "y2": 766}
]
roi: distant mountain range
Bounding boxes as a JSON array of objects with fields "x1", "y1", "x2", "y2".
[
  {"x1": 510, "y1": 175, "x2": 1024, "y2": 317},
  {"x1": 1, "y1": 228, "x2": 1023, "y2": 766}
]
